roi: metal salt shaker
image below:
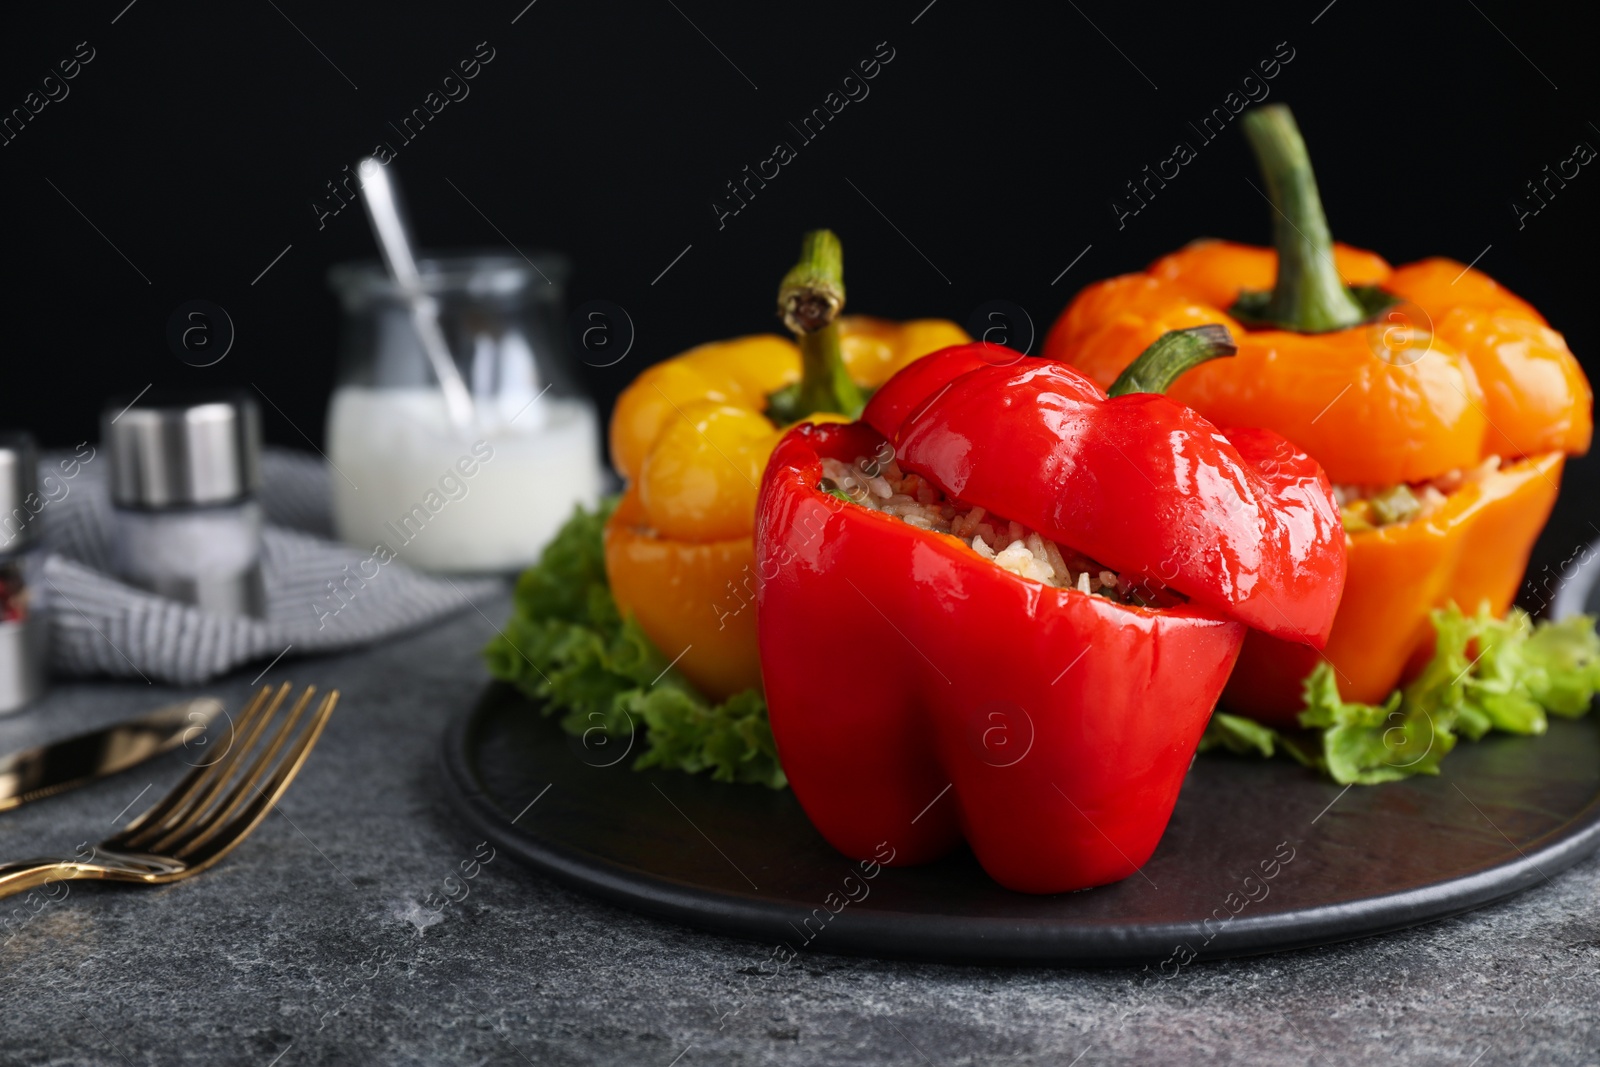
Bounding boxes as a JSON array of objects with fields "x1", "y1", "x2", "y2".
[
  {"x1": 0, "y1": 434, "x2": 48, "y2": 714},
  {"x1": 103, "y1": 394, "x2": 267, "y2": 618}
]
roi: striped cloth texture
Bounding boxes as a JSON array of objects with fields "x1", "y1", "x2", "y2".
[{"x1": 34, "y1": 448, "x2": 503, "y2": 685}]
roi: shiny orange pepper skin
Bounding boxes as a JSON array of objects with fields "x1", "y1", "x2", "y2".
[
  {"x1": 1045, "y1": 239, "x2": 1592, "y2": 718},
  {"x1": 1044, "y1": 240, "x2": 1592, "y2": 481},
  {"x1": 605, "y1": 316, "x2": 969, "y2": 700},
  {"x1": 1385, "y1": 259, "x2": 1592, "y2": 461}
]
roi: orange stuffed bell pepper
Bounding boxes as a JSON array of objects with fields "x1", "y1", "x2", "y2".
[
  {"x1": 605, "y1": 230, "x2": 968, "y2": 700},
  {"x1": 1043, "y1": 104, "x2": 1592, "y2": 725}
]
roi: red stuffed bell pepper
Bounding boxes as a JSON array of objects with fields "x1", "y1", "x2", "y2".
[{"x1": 754, "y1": 328, "x2": 1346, "y2": 894}]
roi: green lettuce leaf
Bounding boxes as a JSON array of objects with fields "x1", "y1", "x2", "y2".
[
  {"x1": 630, "y1": 687, "x2": 782, "y2": 785},
  {"x1": 1459, "y1": 608, "x2": 1546, "y2": 737},
  {"x1": 1204, "y1": 603, "x2": 1600, "y2": 786},
  {"x1": 1197, "y1": 712, "x2": 1282, "y2": 759},
  {"x1": 1501, "y1": 613, "x2": 1600, "y2": 718},
  {"x1": 1298, "y1": 663, "x2": 1456, "y2": 784},
  {"x1": 484, "y1": 500, "x2": 786, "y2": 789}
]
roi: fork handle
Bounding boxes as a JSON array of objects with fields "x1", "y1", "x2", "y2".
[{"x1": 0, "y1": 861, "x2": 88, "y2": 901}]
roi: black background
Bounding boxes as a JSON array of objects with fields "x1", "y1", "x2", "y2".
[{"x1": 2, "y1": 0, "x2": 1596, "y2": 593}]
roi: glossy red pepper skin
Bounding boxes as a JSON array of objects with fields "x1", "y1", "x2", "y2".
[
  {"x1": 864, "y1": 345, "x2": 1347, "y2": 646},
  {"x1": 756, "y1": 344, "x2": 1347, "y2": 894},
  {"x1": 757, "y1": 421, "x2": 1247, "y2": 894}
]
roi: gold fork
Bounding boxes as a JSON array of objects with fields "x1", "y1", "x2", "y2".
[{"x1": 0, "y1": 683, "x2": 338, "y2": 900}]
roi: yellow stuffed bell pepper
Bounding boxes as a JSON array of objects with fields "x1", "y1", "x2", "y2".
[{"x1": 605, "y1": 231, "x2": 968, "y2": 699}]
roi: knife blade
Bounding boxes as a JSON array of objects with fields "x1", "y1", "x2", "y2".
[{"x1": 0, "y1": 698, "x2": 223, "y2": 813}]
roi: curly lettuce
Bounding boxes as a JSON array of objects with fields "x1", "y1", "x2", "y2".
[
  {"x1": 484, "y1": 500, "x2": 786, "y2": 789},
  {"x1": 1196, "y1": 712, "x2": 1289, "y2": 760},
  {"x1": 1201, "y1": 604, "x2": 1600, "y2": 785}
]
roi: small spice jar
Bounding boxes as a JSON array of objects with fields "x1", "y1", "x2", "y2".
[
  {"x1": 103, "y1": 393, "x2": 266, "y2": 618},
  {"x1": 1, "y1": 433, "x2": 48, "y2": 714}
]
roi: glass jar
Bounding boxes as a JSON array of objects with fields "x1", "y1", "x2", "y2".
[{"x1": 326, "y1": 252, "x2": 603, "y2": 574}]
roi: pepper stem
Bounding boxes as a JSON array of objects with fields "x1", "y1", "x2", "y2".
[
  {"x1": 772, "y1": 230, "x2": 862, "y2": 422},
  {"x1": 1235, "y1": 105, "x2": 1367, "y2": 333},
  {"x1": 1107, "y1": 325, "x2": 1237, "y2": 397}
]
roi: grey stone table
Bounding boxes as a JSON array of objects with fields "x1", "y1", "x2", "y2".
[{"x1": 2, "y1": 589, "x2": 1597, "y2": 1066}]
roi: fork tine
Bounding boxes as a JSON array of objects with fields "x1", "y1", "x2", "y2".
[
  {"x1": 147, "y1": 685, "x2": 318, "y2": 856},
  {"x1": 113, "y1": 683, "x2": 285, "y2": 850},
  {"x1": 173, "y1": 690, "x2": 339, "y2": 870}
]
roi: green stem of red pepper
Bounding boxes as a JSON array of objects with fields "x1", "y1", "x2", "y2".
[
  {"x1": 772, "y1": 229, "x2": 863, "y2": 422},
  {"x1": 1235, "y1": 105, "x2": 1369, "y2": 333},
  {"x1": 1107, "y1": 325, "x2": 1238, "y2": 397}
]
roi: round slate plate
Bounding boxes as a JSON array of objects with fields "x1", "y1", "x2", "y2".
[{"x1": 440, "y1": 684, "x2": 1600, "y2": 966}]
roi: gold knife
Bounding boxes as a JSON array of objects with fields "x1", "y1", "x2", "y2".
[{"x1": 0, "y1": 698, "x2": 223, "y2": 813}]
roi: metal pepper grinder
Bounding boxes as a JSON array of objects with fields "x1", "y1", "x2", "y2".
[
  {"x1": 103, "y1": 393, "x2": 267, "y2": 619},
  {"x1": 1, "y1": 434, "x2": 49, "y2": 714}
]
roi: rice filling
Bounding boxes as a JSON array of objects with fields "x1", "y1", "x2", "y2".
[
  {"x1": 818, "y1": 454, "x2": 1163, "y2": 604},
  {"x1": 1335, "y1": 455, "x2": 1504, "y2": 530}
]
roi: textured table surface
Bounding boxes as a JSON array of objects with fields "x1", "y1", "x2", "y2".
[{"x1": 2, "y1": 589, "x2": 1597, "y2": 1067}]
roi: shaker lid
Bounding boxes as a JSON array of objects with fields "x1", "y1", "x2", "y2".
[
  {"x1": 0, "y1": 433, "x2": 40, "y2": 554},
  {"x1": 103, "y1": 392, "x2": 262, "y2": 507}
]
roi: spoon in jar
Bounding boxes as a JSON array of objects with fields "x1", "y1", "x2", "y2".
[{"x1": 355, "y1": 157, "x2": 476, "y2": 432}]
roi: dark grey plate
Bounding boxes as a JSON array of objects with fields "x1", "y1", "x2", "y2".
[{"x1": 440, "y1": 683, "x2": 1600, "y2": 966}]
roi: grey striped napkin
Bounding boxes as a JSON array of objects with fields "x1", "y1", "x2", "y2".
[{"x1": 34, "y1": 448, "x2": 503, "y2": 685}]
